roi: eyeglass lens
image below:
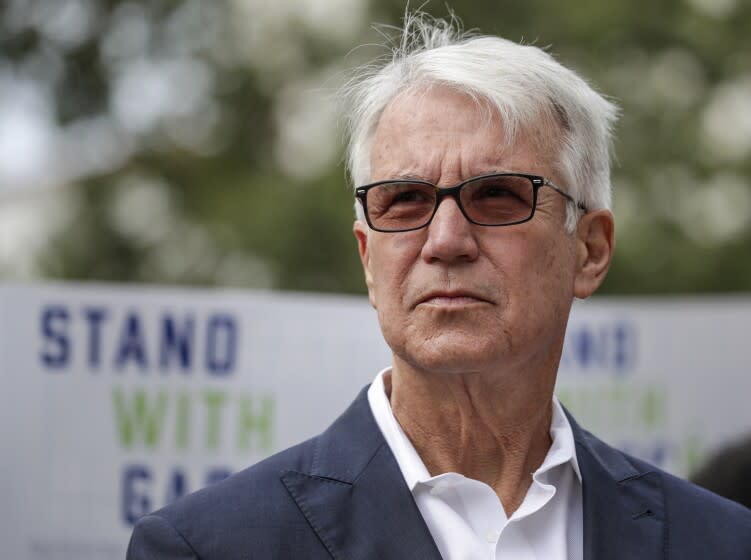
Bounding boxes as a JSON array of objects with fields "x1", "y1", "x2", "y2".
[{"x1": 366, "y1": 175, "x2": 535, "y2": 231}]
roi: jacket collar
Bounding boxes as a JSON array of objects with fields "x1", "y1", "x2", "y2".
[
  {"x1": 566, "y1": 411, "x2": 667, "y2": 560},
  {"x1": 280, "y1": 386, "x2": 442, "y2": 559},
  {"x1": 281, "y1": 387, "x2": 666, "y2": 560}
]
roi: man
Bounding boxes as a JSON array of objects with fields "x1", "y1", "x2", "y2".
[{"x1": 128, "y1": 14, "x2": 751, "y2": 559}]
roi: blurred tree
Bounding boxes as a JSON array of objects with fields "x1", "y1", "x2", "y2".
[{"x1": 1, "y1": 0, "x2": 749, "y2": 294}]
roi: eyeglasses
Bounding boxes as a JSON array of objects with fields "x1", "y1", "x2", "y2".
[{"x1": 355, "y1": 173, "x2": 586, "y2": 233}]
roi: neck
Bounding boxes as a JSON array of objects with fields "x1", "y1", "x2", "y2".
[{"x1": 387, "y1": 358, "x2": 556, "y2": 516}]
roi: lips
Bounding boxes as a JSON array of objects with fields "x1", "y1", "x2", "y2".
[{"x1": 416, "y1": 290, "x2": 493, "y2": 306}]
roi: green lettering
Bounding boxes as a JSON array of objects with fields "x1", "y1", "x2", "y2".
[
  {"x1": 237, "y1": 395, "x2": 275, "y2": 452},
  {"x1": 203, "y1": 390, "x2": 226, "y2": 449},
  {"x1": 112, "y1": 387, "x2": 169, "y2": 449},
  {"x1": 641, "y1": 385, "x2": 666, "y2": 429},
  {"x1": 175, "y1": 391, "x2": 191, "y2": 450},
  {"x1": 681, "y1": 434, "x2": 704, "y2": 475}
]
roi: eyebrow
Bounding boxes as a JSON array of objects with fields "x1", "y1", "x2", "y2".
[
  {"x1": 390, "y1": 173, "x2": 432, "y2": 182},
  {"x1": 392, "y1": 169, "x2": 517, "y2": 183}
]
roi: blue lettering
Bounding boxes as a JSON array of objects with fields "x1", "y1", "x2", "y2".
[
  {"x1": 561, "y1": 320, "x2": 637, "y2": 375},
  {"x1": 206, "y1": 467, "x2": 232, "y2": 486},
  {"x1": 613, "y1": 321, "x2": 635, "y2": 371},
  {"x1": 122, "y1": 464, "x2": 152, "y2": 525},
  {"x1": 160, "y1": 315, "x2": 194, "y2": 372},
  {"x1": 165, "y1": 468, "x2": 188, "y2": 504},
  {"x1": 115, "y1": 312, "x2": 148, "y2": 371},
  {"x1": 40, "y1": 305, "x2": 70, "y2": 370},
  {"x1": 83, "y1": 307, "x2": 108, "y2": 369},
  {"x1": 572, "y1": 328, "x2": 596, "y2": 368},
  {"x1": 121, "y1": 464, "x2": 235, "y2": 525},
  {"x1": 206, "y1": 315, "x2": 236, "y2": 376},
  {"x1": 39, "y1": 306, "x2": 240, "y2": 376}
]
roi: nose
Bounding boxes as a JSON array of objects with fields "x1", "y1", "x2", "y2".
[{"x1": 421, "y1": 196, "x2": 480, "y2": 264}]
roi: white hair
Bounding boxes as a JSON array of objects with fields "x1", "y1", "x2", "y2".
[{"x1": 339, "y1": 13, "x2": 619, "y2": 232}]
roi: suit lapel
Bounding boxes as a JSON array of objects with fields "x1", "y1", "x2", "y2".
[
  {"x1": 281, "y1": 387, "x2": 442, "y2": 560},
  {"x1": 282, "y1": 389, "x2": 668, "y2": 559},
  {"x1": 568, "y1": 412, "x2": 666, "y2": 560}
]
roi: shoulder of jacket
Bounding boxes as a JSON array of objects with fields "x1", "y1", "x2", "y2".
[{"x1": 147, "y1": 434, "x2": 320, "y2": 529}]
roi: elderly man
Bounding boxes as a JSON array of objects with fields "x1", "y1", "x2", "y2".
[{"x1": 128, "y1": 15, "x2": 751, "y2": 560}]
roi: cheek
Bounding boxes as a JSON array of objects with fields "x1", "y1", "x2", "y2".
[
  {"x1": 500, "y1": 233, "x2": 577, "y2": 330},
  {"x1": 370, "y1": 264, "x2": 414, "y2": 360},
  {"x1": 368, "y1": 235, "x2": 423, "y2": 306},
  {"x1": 533, "y1": 246, "x2": 577, "y2": 343},
  {"x1": 519, "y1": 223, "x2": 576, "y2": 281},
  {"x1": 368, "y1": 241, "x2": 429, "y2": 354},
  {"x1": 368, "y1": 261, "x2": 405, "y2": 327}
]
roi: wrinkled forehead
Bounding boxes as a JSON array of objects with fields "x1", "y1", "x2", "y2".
[{"x1": 370, "y1": 84, "x2": 564, "y2": 181}]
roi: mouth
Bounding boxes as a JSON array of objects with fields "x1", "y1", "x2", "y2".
[{"x1": 417, "y1": 290, "x2": 493, "y2": 307}]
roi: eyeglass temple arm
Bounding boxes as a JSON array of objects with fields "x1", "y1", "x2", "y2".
[{"x1": 543, "y1": 179, "x2": 588, "y2": 212}]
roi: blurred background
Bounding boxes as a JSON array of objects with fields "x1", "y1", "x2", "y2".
[
  {"x1": 1, "y1": 0, "x2": 750, "y2": 294},
  {"x1": 2, "y1": 4, "x2": 751, "y2": 555}
]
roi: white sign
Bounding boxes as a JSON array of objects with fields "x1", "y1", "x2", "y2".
[{"x1": 0, "y1": 282, "x2": 749, "y2": 559}]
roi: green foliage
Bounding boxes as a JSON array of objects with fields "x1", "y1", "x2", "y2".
[{"x1": 2, "y1": 0, "x2": 750, "y2": 293}]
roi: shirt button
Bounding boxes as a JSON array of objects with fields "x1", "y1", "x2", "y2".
[{"x1": 485, "y1": 530, "x2": 499, "y2": 543}]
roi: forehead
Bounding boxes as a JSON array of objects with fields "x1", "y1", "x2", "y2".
[{"x1": 370, "y1": 85, "x2": 559, "y2": 184}]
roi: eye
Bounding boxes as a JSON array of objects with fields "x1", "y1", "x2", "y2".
[
  {"x1": 466, "y1": 176, "x2": 533, "y2": 207},
  {"x1": 367, "y1": 183, "x2": 435, "y2": 219},
  {"x1": 473, "y1": 184, "x2": 519, "y2": 200},
  {"x1": 478, "y1": 185, "x2": 512, "y2": 197},
  {"x1": 392, "y1": 189, "x2": 431, "y2": 204}
]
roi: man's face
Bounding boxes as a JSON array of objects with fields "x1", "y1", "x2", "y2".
[{"x1": 354, "y1": 85, "x2": 607, "y2": 377}]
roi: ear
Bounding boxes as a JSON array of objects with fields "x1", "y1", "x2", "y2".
[
  {"x1": 573, "y1": 209, "x2": 615, "y2": 299},
  {"x1": 353, "y1": 220, "x2": 377, "y2": 308}
]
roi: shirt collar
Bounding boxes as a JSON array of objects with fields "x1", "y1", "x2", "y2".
[
  {"x1": 367, "y1": 367, "x2": 581, "y2": 491},
  {"x1": 543, "y1": 390, "x2": 582, "y2": 482},
  {"x1": 368, "y1": 367, "x2": 431, "y2": 489}
]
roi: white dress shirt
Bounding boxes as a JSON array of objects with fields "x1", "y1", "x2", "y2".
[{"x1": 367, "y1": 368, "x2": 583, "y2": 560}]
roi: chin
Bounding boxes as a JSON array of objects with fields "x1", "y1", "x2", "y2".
[{"x1": 401, "y1": 333, "x2": 506, "y2": 375}]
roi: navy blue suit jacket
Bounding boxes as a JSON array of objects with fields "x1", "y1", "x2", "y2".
[{"x1": 128, "y1": 386, "x2": 751, "y2": 559}]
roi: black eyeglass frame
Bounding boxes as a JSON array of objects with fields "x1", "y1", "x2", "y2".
[{"x1": 355, "y1": 172, "x2": 588, "y2": 233}]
